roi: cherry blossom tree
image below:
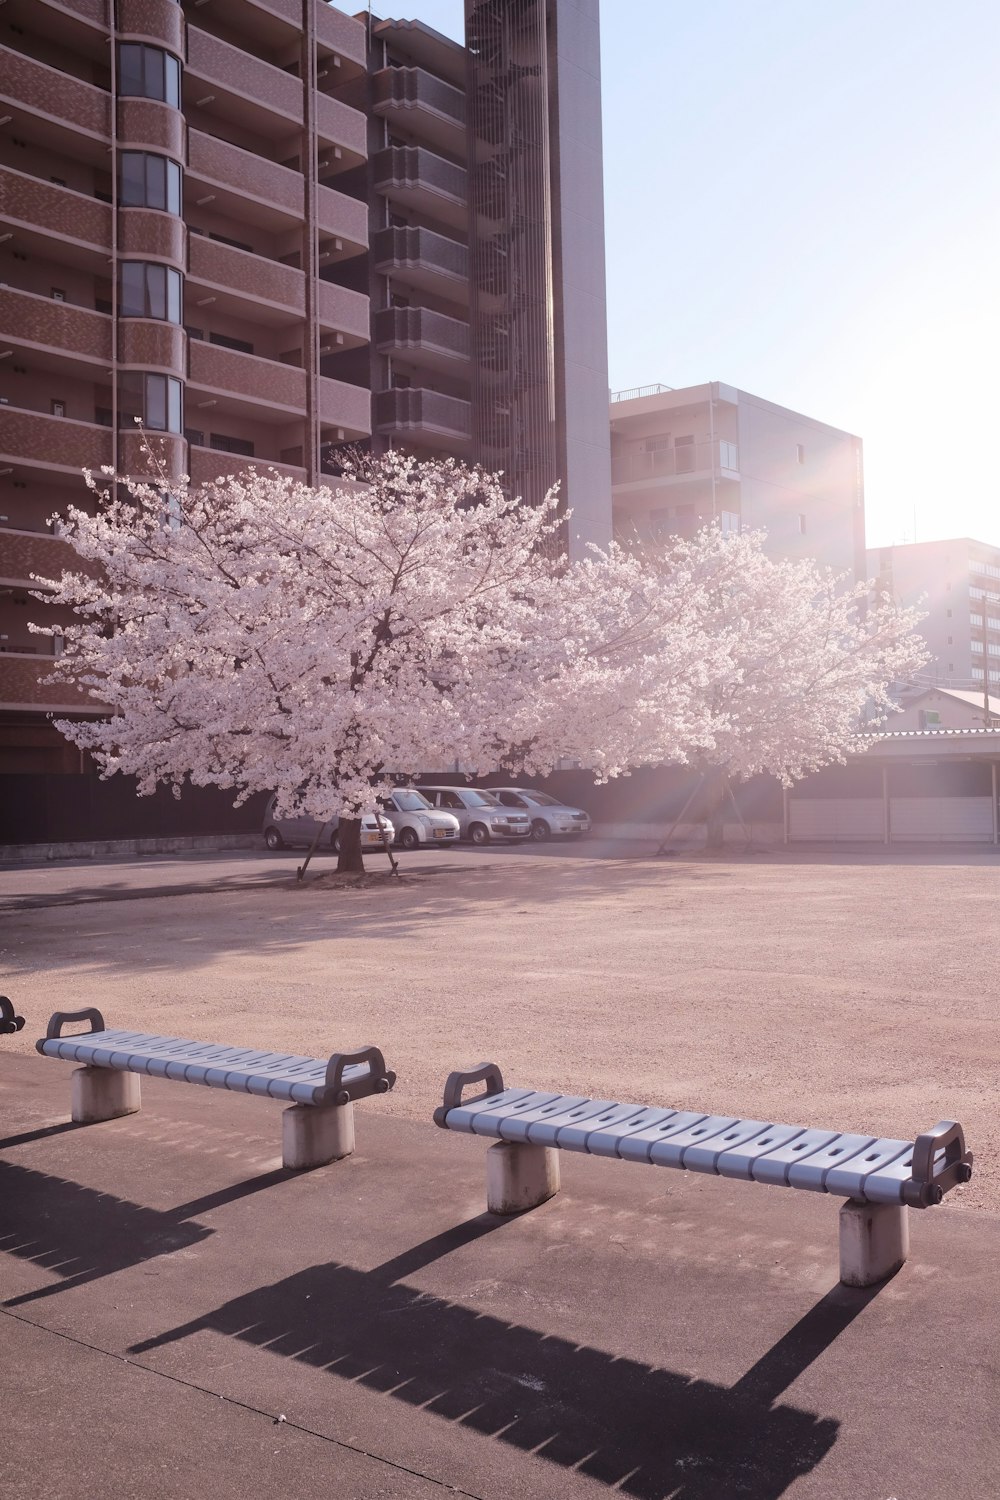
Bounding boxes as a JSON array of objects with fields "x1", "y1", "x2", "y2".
[
  {"x1": 645, "y1": 527, "x2": 928, "y2": 847},
  {"x1": 31, "y1": 449, "x2": 718, "y2": 872}
]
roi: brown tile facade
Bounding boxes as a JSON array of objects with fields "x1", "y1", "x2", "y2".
[
  {"x1": 118, "y1": 98, "x2": 186, "y2": 158},
  {"x1": 0, "y1": 289, "x2": 112, "y2": 363},
  {"x1": 116, "y1": 0, "x2": 186, "y2": 52}
]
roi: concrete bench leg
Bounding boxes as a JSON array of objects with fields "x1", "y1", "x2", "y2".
[
  {"x1": 839, "y1": 1198, "x2": 909, "y2": 1287},
  {"x1": 486, "y1": 1141, "x2": 560, "y2": 1215},
  {"x1": 282, "y1": 1101, "x2": 354, "y2": 1170},
  {"x1": 71, "y1": 1065, "x2": 141, "y2": 1124}
]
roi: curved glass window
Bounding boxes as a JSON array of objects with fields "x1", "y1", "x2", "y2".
[
  {"x1": 119, "y1": 152, "x2": 182, "y2": 215},
  {"x1": 119, "y1": 262, "x2": 182, "y2": 323},
  {"x1": 118, "y1": 44, "x2": 181, "y2": 108},
  {"x1": 118, "y1": 373, "x2": 183, "y2": 434}
]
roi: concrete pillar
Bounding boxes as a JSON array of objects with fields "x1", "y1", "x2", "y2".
[
  {"x1": 71, "y1": 1065, "x2": 141, "y2": 1124},
  {"x1": 282, "y1": 1101, "x2": 354, "y2": 1170},
  {"x1": 839, "y1": 1198, "x2": 909, "y2": 1287},
  {"x1": 486, "y1": 1141, "x2": 560, "y2": 1215}
]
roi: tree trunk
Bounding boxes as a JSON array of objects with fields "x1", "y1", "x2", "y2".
[
  {"x1": 704, "y1": 768, "x2": 727, "y2": 850},
  {"x1": 336, "y1": 816, "x2": 364, "y2": 873}
]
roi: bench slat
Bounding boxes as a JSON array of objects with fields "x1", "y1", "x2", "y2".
[
  {"x1": 785, "y1": 1133, "x2": 876, "y2": 1192},
  {"x1": 615, "y1": 1110, "x2": 706, "y2": 1163},
  {"x1": 438, "y1": 1088, "x2": 536, "y2": 1135},
  {"x1": 748, "y1": 1128, "x2": 840, "y2": 1187},
  {"x1": 527, "y1": 1098, "x2": 629, "y2": 1148},
  {"x1": 498, "y1": 1094, "x2": 591, "y2": 1143},
  {"x1": 825, "y1": 1138, "x2": 913, "y2": 1198}
]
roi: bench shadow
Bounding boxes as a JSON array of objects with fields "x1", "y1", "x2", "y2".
[
  {"x1": 130, "y1": 1216, "x2": 869, "y2": 1500},
  {"x1": 0, "y1": 1160, "x2": 293, "y2": 1305}
]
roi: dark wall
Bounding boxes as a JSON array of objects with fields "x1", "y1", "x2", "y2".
[{"x1": 0, "y1": 775, "x2": 269, "y2": 845}]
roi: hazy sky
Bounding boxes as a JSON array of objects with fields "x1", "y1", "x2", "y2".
[{"x1": 382, "y1": 1, "x2": 1000, "y2": 548}]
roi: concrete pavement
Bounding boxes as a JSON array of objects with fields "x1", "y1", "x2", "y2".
[{"x1": 2, "y1": 1053, "x2": 997, "y2": 1499}]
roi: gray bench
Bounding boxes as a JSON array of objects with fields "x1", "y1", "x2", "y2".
[
  {"x1": 38, "y1": 1009, "x2": 396, "y2": 1170},
  {"x1": 1, "y1": 995, "x2": 25, "y2": 1035},
  {"x1": 434, "y1": 1064, "x2": 973, "y2": 1287}
]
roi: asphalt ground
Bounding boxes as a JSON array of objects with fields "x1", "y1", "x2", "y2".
[{"x1": 2, "y1": 1054, "x2": 998, "y2": 1500}]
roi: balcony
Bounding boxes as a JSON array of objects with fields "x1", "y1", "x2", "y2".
[
  {"x1": 374, "y1": 387, "x2": 471, "y2": 452},
  {"x1": 372, "y1": 226, "x2": 469, "y2": 306},
  {"x1": 187, "y1": 448, "x2": 307, "y2": 488},
  {"x1": 0, "y1": 47, "x2": 110, "y2": 141},
  {"x1": 317, "y1": 280, "x2": 369, "y2": 346},
  {"x1": 373, "y1": 146, "x2": 467, "y2": 232},
  {"x1": 188, "y1": 341, "x2": 307, "y2": 414},
  {"x1": 374, "y1": 305, "x2": 470, "y2": 376},
  {"x1": 117, "y1": 0, "x2": 185, "y2": 52},
  {"x1": 318, "y1": 375, "x2": 370, "y2": 438},
  {"x1": 373, "y1": 67, "x2": 466, "y2": 159},
  {"x1": 188, "y1": 234, "x2": 305, "y2": 319},
  {"x1": 0, "y1": 408, "x2": 112, "y2": 474},
  {"x1": 186, "y1": 26, "x2": 304, "y2": 133},
  {"x1": 0, "y1": 165, "x2": 111, "y2": 258},
  {"x1": 315, "y1": 3, "x2": 368, "y2": 75},
  {"x1": 0, "y1": 653, "x2": 105, "y2": 713},
  {"x1": 611, "y1": 440, "x2": 741, "y2": 488},
  {"x1": 0, "y1": 527, "x2": 95, "y2": 589},
  {"x1": 0, "y1": 287, "x2": 111, "y2": 365},
  {"x1": 316, "y1": 182, "x2": 368, "y2": 255},
  {"x1": 316, "y1": 93, "x2": 367, "y2": 166},
  {"x1": 187, "y1": 129, "x2": 303, "y2": 227}
]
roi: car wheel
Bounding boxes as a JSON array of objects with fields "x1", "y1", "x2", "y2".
[
  {"x1": 398, "y1": 826, "x2": 420, "y2": 851},
  {"x1": 530, "y1": 819, "x2": 551, "y2": 842},
  {"x1": 264, "y1": 826, "x2": 284, "y2": 851},
  {"x1": 469, "y1": 822, "x2": 490, "y2": 846}
]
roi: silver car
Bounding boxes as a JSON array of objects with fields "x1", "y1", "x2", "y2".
[
  {"x1": 262, "y1": 796, "x2": 394, "y2": 853},
  {"x1": 488, "y1": 787, "x2": 591, "y2": 841},
  {"x1": 420, "y1": 785, "x2": 532, "y2": 844},
  {"x1": 377, "y1": 788, "x2": 461, "y2": 850}
]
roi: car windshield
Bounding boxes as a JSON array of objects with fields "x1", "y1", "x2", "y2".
[
  {"x1": 522, "y1": 790, "x2": 560, "y2": 806},
  {"x1": 463, "y1": 790, "x2": 499, "y2": 807},
  {"x1": 391, "y1": 790, "x2": 433, "y2": 811}
]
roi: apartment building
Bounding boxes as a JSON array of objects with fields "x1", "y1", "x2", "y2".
[
  {"x1": 868, "y1": 537, "x2": 1000, "y2": 698},
  {"x1": 609, "y1": 382, "x2": 866, "y2": 580},
  {"x1": 0, "y1": 0, "x2": 612, "y2": 774}
]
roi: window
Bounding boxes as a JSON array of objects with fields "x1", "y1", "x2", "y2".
[
  {"x1": 119, "y1": 262, "x2": 182, "y2": 323},
  {"x1": 209, "y1": 332, "x2": 253, "y2": 355},
  {"x1": 50, "y1": 399, "x2": 66, "y2": 418},
  {"x1": 721, "y1": 510, "x2": 740, "y2": 534},
  {"x1": 118, "y1": 372, "x2": 183, "y2": 432},
  {"x1": 118, "y1": 44, "x2": 181, "y2": 107},
  {"x1": 119, "y1": 152, "x2": 182, "y2": 214},
  {"x1": 436, "y1": 790, "x2": 464, "y2": 809},
  {"x1": 184, "y1": 428, "x2": 204, "y2": 447},
  {"x1": 51, "y1": 288, "x2": 66, "y2": 302},
  {"x1": 719, "y1": 440, "x2": 739, "y2": 470},
  {"x1": 209, "y1": 433, "x2": 254, "y2": 456},
  {"x1": 796, "y1": 443, "x2": 805, "y2": 464},
  {"x1": 798, "y1": 514, "x2": 807, "y2": 534}
]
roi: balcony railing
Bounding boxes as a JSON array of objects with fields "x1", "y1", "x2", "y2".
[
  {"x1": 0, "y1": 165, "x2": 111, "y2": 252},
  {"x1": 610, "y1": 383, "x2": 674, "y2": 404},
  {"x1": 317, "y1": 279, "x2": 370, "y2": 343},
  {"x1": 0, "y1": 653, "x2": 104, "y2": 712},
  {"x1": 0, "y1": 527, "x2": 94, "y2": 589},
  {"x1": 316, "y1": 182, "x2": 368, "y2": 250},
  {"x1": 373, "y1": 146, "x2": 467, "y2": 229},
  {"x1": 611, "y1": 440, "x2": 739, "y2": 485},
  {"x1": 373, "y1": 225, "x2": 470, "y2": 289},
  {"x1": 0, "y1": 408, "x2": 112, "y2": 473},
  {"x1": 0, "y1": 287, "x2": 111, "y2": 363},
  {"x1": 187, "y1": 26, "x2": 304, "y2": 124},
  {"x1": 315, "y1": 2, "x2": 368, "y2": 71},
  {"x1": 374, "y1": 305, "x2": 470, "y2": 364},
  {"x1": 316, "y1": 93, "x2": 367, "y2": 160},
  {"x1": 187, "y1": 449, "x2": 307, "y2": 488},
  {"x1": 188, "y1": 341, "x2": 307, "y2": 413},
  {"x1": 375, "y1": 387, "x2": 471, "y2": 443},
  {"x1": 188, "y1": 130, "x2": 303, "y2": 218},
  {"x1": 188, "y1": 233, "x2": 305, "y2": 314},
  {"x1": 319, "y1": 376, "x2": 371, "y2": 437},
  {"x1": 0, "y1": 47, "x2": 110, "y2": 139},
  {"x1": 373, "y1": 66, "x2": 466, "y2": 133}
]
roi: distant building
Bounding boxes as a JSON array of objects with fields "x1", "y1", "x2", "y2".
[
  {"x1": 888, "y1": 687, "x2": 1000, "y2": 731},
  {"x1": 869, "y1": 538, "x2": 1000, "y2": 697},
  {"x1": 609, "y1": 382, "x2": 866, "y2": 580}
]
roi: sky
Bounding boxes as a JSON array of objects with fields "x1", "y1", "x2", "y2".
[{"x1": 381, "y1": 1, "x2": 1000, "y2": 548}]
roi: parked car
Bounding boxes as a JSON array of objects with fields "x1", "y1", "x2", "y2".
[
  {"x1": 262, "y1": 796, "x2": 394, "y2": 853},
  {"x1": 378, "y1": 788, "x2": 460, "y2": 850},
  {"x1": 420, "y1": 785, "x2": 532, "y2": 844},
  {"x1": 488, "y1": 787, "x2": 591, "y2": 841}
]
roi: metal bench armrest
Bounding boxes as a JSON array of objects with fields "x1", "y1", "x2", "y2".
[
  {"x1": 42, "y1": 1008, "x2": 107, "y2": 1041},
  {"x1": 905, "y1": 1120, "x2": 974, "y2": 1207},
  {"x1": 324, "y1": 1046, "x2": 395, "y2": 1105},
  {"x1": 434, "y1": 1062, "x2": 505, "y2": 1127},
  {"x1": 0, "y1": 995, "x2": 25, "y2": 1034}
]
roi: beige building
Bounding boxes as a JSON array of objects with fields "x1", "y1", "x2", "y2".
[
  {"x1": 0, "y1": 0, "x2": 612, "y2": 776},
  {"x1": 868, "y1": 537, "x2": 1000, "y2": 697},
  {"x1": 610, "y1": 382, "x2": 866, "y2": 580}
]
